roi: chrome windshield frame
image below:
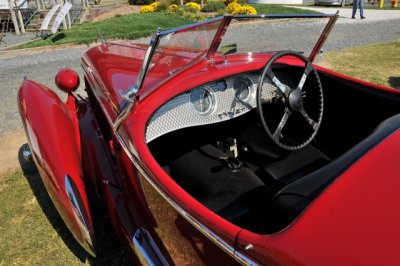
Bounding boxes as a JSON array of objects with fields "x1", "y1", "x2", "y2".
[
  {"x1": 206, "y1": 13, "x2": 339, "y2": 60},
  {"x1": 113, "y1": 13, "x2": 339, "y2": 132},
  {"x1": 136, "y1": 13, "x2": 339, "y2": 95}
]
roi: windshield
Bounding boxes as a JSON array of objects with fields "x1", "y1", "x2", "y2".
[
  {"x1": 140, "y1": 18, "x2": 223, "y2": 91},
  {"x1": 219, "y1": 16, "x2": 333, "y2": 57},
  {"x1": 138, "y1": 14, "x2": 337, "y2": 97}
]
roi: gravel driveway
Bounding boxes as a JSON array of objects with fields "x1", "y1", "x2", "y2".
[{"x1": 0, "y1": 8, "x2": 399, "y2": 137}]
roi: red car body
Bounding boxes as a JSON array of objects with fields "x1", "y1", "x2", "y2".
[{"x1": 18, "y1": 15, "x2": 400, "y2": 265}]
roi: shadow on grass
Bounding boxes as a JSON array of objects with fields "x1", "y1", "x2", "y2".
[
  {"x1": 18, "y1": 144, "x2": 133, "y2": 265},
  {"x1": 52, "y1": 33, "x2": 66, "y2": 43},
  {"x1": 388, "y1": 77, "x2": 400, "y2": 90}
]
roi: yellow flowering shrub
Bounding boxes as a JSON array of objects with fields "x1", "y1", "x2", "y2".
[
  {"x1": 140, "y1": 5, "x2": 156, "y2": 13},
  {"x1": 226, "y1": 2, "x2": 240, "y2": 13},
  {"x1": 169, "y1": 3, "x2": 178, "y2": 9},
  {"x1": 150, "y1": 1, "x2": 160, "y2": 8},
  {"x1": 232, "y1": 5, "x2": 257, "y2": 15},
  {"x1": 243, "y1": 5, "x2": 257, "y2": 14},
  {"x1": 139, "y1": 1, "x2": 162, "y2": 13},
  {"x1": 185, "y1": 2, "x2": 201, "y2": 11}
]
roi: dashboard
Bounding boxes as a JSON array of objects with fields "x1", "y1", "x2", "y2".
[{"x1": 146, "y1": 72, "x2": 282, "y2": 143}]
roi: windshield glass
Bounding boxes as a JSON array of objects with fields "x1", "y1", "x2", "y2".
[
  {"x1": 138, "y1": 14, "x2": 336, "y2": 97},
  {"x1": 219, "y1": 16, "x2": 331, "y2": 57},
  {"x1": 141, "y1": 18, "x2": 222, "y2": 90}
]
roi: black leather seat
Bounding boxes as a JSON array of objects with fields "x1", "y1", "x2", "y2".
[{"x1": 271, "y1": 113, "x2": 400, "y2": 223}]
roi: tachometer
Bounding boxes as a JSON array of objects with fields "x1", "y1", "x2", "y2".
[
  {"x1": 190, "y1": 88, "x2": 215, "y2": 115},
  {"x1": 233, "y1": 76, "x2": 255, "y2": 103}
]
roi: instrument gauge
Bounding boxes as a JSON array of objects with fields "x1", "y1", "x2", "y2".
[
  {"x1": 233, "y1": 76, "x2": 255, "y2": 103},
  {"x1": 190, "y1": 88, "x2": 215, "y2": 116}
]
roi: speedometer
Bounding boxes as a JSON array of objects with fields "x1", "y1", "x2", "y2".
[
  {"x1": 190, "y1": 88, "x2": 215, "y2": 116},
  {"x1": 233, "y1": 76, "x2": 254, "y2": 103}
]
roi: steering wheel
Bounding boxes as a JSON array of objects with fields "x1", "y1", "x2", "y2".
[{"x1": 257, "y1": 51, "x2": 324, "y2": 151}]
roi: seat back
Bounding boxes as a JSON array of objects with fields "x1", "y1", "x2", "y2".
[{"x1": 271, "y1": 113, "x2": 400, "y2": 221}]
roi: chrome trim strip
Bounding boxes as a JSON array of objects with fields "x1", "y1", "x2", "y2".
[
  {"x1": 114, "y1": 130, "x2": 258, "y2": 266},
  {"x1": 113, "y1": 85, "x2": 139, "y2": 131},
  {"x1": 235, "y1": 249, "x2": 258, "y2": 266},
  {"x1": 132, "y1": 228, "x2": 169, "y2": 266},
  {"x1": 82, "y1": 63, "x2": 115, "y2": 127},
  {"x1": 65, "y1": 174, "x2": 96, "y2": 257}
]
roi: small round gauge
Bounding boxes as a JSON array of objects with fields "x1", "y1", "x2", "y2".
[
  {"x1": 190, "y1": 88, "x2": 215, "y2": 115},
  {"x1": 233, "y1": 76, "x2": 254, "y2": 102}
]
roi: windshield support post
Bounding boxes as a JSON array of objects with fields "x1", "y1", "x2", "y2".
[
  {"x1": 136, "y1": 30, "x2": 162, "y2": 90},
  {"x1": 309, "y1": 11, "x2": 339, "y2": 62},
  {"x1": 113, "y1": 31, "x2": 161, "y2": 132},
  {"x1": 206, "y1": 16, "x2": 232, "y2": 60}
]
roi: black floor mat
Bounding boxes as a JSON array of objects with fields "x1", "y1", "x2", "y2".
[{"x1": 170, "y1": 144, "x2": 264, "y2": 213}]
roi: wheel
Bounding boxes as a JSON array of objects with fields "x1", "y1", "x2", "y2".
[{"x1": 257, "y1": 51, "x2": 324, "y2": 151}]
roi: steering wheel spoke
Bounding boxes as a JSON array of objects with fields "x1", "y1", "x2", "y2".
[
  {"x1": 297, "y1": 62, "x2": 313, "y2": 91},
  {"x1": 273, "y1": 109, "x2": 291, "y2": 141},
  {"x1": 267, "y1": 69, "x2": 288, "y2": 95},
  {"x1": 300, "y1": 107, "x2": 318, "y2": 130},
  {"x1": 257, "y1": 51, "x2": 324, "y2": 151}
]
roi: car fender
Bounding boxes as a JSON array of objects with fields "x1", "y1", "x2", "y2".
[{"x1": 18, "y1": 79, "x2": 96, "y2": 257}]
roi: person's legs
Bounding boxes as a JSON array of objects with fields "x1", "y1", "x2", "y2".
[
  {"x1": 352, "y1": 0, "x2": 358, "y2": 18},
  {"x1": 360, "y1": 0, "x2": 365, "y2": 18}
]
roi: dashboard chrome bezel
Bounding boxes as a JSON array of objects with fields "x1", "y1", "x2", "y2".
[
  {"x1": 190, "y1": 87, "x2": 217, "y2": 116},
  {"x1": 233, "y1": 75, "x2": 256, "y2": 104}
]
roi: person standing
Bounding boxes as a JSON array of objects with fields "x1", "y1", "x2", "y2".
[{"x1": 352, "y1": 0, "x2": 366, "y2": 19}]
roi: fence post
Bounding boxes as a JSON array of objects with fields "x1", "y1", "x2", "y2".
[
  {"x1": 66, "y1": 10, "x2": 71, "y2": 28},
  {"x1": 16, "y1": 4, "x2": 26, "y2": 33},
  {"x1": 35, "y1": 0, "x2": 41, "y2": 10},
  {"x1": 57, "y1": 0, "x2": 67, "y2": 29},
  {"x1": 8, "y1": 0, "x2": 20, "y2": 35}
]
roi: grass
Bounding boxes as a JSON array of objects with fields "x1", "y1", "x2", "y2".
[
  {"x1": 317, "y1": 40, "x2": 400, "y2": 88},
  {"x1": 0, "y1": 169, "x2": 88, "y2": 265},
  {"x1": 0, "y1": 157, "x2": 133, "y2": 265},
  {"x1": 18, "y1": 5, "x2": 319, "y2": 49},
  {"x1": 19, "y1": 13, "x2": 193, "y2": 49}
]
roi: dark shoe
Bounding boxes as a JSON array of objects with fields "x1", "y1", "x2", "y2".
[
  {"x1": 361, "y1": 16, "x2": 366, "y2": 19},
  {"x1": 352, "y1": 16, "x2": 356, "y2": 19}
]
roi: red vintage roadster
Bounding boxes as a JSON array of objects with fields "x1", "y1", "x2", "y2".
[{"x1": 18, "y1": 14, "x2": 400, "y2": 265}]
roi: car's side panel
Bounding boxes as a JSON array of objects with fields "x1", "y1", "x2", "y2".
[
  {"x1": 139, "y1": 176, "x2": 242, "y2": 265},
  {"x1": 18, "y1": 80, "x2": 96, "y2": 256},
  {"x1": 236, "y1": 129, "x2": 400, "y2": 265},
  {"x1": 115, "y1": 122, "x2": 247, "y2": 265}
]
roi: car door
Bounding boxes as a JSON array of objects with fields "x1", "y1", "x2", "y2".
[
  {"x1": 113, "y1": 124, "x2": 244, "y2": 265},
  {"x1": 136, "y1": 169, "x2": 243, "y2": 265}
]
